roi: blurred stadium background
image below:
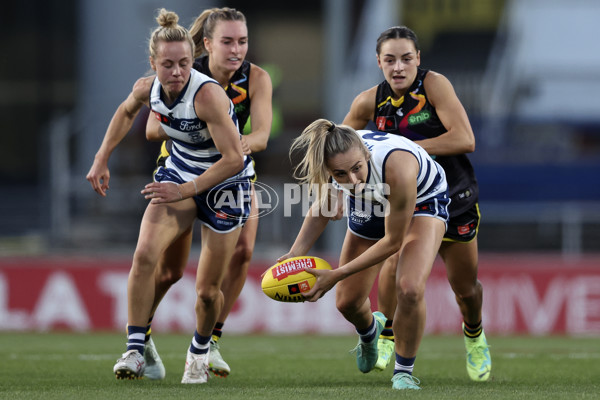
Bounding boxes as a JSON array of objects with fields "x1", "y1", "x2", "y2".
[{"x1": 1, "y1": 0, "x2": 599, "y2": 336}]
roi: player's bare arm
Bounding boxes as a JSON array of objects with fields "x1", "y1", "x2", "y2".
[
  {"x1": 342, "y1": 86, "x2": 377, "y2": 129},
  {"x1": 242, "y1": 65, "x2": 273, "y2": 154},
  {"x1": 417, "y1": 72, "x2": 475, "y2": 156},
  {"x1": 333, "y1": 151, "x2": 417, "y2": 280},
  {"x1": 303, "y1": 152, "x2": 418, "y2": 302},
  {"x1": 191, "y1": 82, "x2": 244, "y2": 194},
  {"x1": 141, "y1": 82, "x2": 244, "y2": 202},
  {"x1": 86, "y1": 76, "x2": 153, "y2": 196}
]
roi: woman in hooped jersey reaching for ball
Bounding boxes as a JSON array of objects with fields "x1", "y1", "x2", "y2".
[
  {"x1": 279, "y1": 119, "x2": 449, "y2": 390},
  {"x1": 342, "y1": 26, "x2": 491, "y2": 382},
  {"x1": 141, "y1": 7, "x2": 272, "y2": 380}
]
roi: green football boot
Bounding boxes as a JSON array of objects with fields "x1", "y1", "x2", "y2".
[
  {"x1": 351, "y1": 311, "x2": 386, "y2": 373},
  {"x1": 463, "y1": 323, "x2": 492, "y2": 381},
  {"x1": 391, "y1": 372, "x2": 421, "y2": 390},
  {"x1": 374, "y1": 338, "x2": 395, "y2": 371}
]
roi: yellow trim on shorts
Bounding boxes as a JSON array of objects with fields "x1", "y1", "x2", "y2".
[
  {"x1": 160, "y1": 140, "x2": 169, "y2": 157},
  {"x1": 442, "y1": 203, "x2": 481, "y2": 243}
]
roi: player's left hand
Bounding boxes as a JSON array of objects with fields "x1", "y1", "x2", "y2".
[
  {"x1": 276, "y1": 251, "x2": 300, "y2": 264},
  {"x1": 142, "y1": 182, "x2": 183, "y2": 204},
  {"x1": 302, "y1": 268, "x2": 339, "y2": 302},
  {"x1": 263, "y1": 251, "x2": 300, "y2": 278}
]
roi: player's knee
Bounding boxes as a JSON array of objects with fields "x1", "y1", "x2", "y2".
[
  {"x1": 131, "y1": 248, "x2": 159, "y2": 275},
  {"x1": 157, "y1": 267, "x2": 184, "y2": 286},
  {"x1": 335, "y1": 295, "x2": 362, "y2": 317},
  {"x1": 195, "y1": 285, "x2": 221, "y2": 307},
  {"x1": 451, "y1": 279, "x2": 482, "y2": 300},
  {"x1": 396, "y1": 280, "x2": 425, "y2": 307}
]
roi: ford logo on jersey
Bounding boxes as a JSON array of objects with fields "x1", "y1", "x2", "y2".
[{"x1": 179, "y1": 120, "x2": 203, "y2": 132}]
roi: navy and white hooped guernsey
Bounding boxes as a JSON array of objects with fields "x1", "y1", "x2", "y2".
[
  {"x1": 333, "y1": 130, "x2": 450, "y2": 240},
  {"x1": 150, "y1": 68, "x2": 254, "y2": 184}
]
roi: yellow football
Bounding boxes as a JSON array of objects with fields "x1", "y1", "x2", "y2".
[{"x1": 261, "y1": 256, "x2": 332, "y2": 302}]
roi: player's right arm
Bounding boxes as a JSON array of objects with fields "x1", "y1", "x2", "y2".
[
  {"x1": 86, "y1": 76, "x2": 153, "y2": 197},
  {"x1": 303, "y1": 151, "x2": 419, "y2": 302},
  {"x1": 241, "y1": 64, "x2": 273, "y2": 154},
  {"x1": 342, "y1": 86, "x2": 377, "y2": 129}
]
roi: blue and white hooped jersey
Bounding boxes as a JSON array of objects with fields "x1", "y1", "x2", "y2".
[
  {"x1": 333, "y1": 130, "x2": 448, "y2": 205},
  {"x1": 334, "y1": 130, "x2": 449, "y2": 240},
  {"x1": 149, "y1": 69, "x2": 254, "y2": 183}
]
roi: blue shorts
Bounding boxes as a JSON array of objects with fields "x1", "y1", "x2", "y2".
[
  {"x1": 154, "y1": 167, "x2": 251, "y2": 233},
  {"x1": 348, "y1": 192, "x2": 450, "y2": 240}
]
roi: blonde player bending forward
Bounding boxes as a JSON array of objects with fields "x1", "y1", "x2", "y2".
[{"x1": 279, "y1": 119, "x2": 449, "y2": 390}]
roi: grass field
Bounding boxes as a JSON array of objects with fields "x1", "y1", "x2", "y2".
[{"x1": 0, "y1": 332, "x2": 598, "y2": 399}]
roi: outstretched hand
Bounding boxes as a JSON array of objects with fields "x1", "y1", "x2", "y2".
[
  {"x1": 86, "y1": 161, "x2": 110, "y2": 197},
  {"x1": 141, "y1": 182, "x2": 183, "y2": 204},
  {"x1": 302, "y1": 267, "x2": 339, "y2": 302}
]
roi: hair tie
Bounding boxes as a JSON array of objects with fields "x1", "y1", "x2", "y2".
[{"x1": 327, "y1": 123, "x2": 336, "y2": 132}]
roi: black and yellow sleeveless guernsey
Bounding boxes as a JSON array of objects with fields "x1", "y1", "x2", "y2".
[
  {"x1": 157, "y1": 55, "x2": 252, "y2": 164},
  {"x1": 374, "y1": 68, "x2": 478, "y2": 218},
  {"x1": 193, "y1": 55, "x2": 251, "y2": 133}
]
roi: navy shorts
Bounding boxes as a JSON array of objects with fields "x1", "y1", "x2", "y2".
[
  {"x1": 154, "y1": 167, "x2": 251, "y2": 233},
  {"x1": 348, "y1": 192, "x2": 450, "y2": 240}
]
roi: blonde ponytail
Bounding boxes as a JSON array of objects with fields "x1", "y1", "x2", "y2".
[{"x1": 290, "y1": 119, "x2": 368, "y2": 205}]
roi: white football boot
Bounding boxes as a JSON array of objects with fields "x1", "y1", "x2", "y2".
[
  {"x1": 209, "y1": 340, "x2": 230, "y2": 377},
  {"x1": 113, "y1": 349, "x2": 145, "y2": 380},
  {"x1": 181, "y1": 349, "x2": 210, "y2": 384},
  {"x1": 143, "y1": 337, "x2": 166, "y2": 380}
]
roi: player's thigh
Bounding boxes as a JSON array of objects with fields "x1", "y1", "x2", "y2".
[
  {"x1": 336, "y1": 230, "x2": 380, "y2": 305},
  {"x1": 396, "y1": 216, "x2": 445, "y2": 292},
  {"x1": 136, "y1": 199, "x2": 197, "y2": 260}
]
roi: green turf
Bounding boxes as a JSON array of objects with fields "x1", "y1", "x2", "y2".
[{"x1": 0, "y1": 332, "x2": 598, "y2": 399}]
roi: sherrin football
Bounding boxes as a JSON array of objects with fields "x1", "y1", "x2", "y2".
[{"x1": 261, "y1": 256, "x2": 332, "y2": 302}]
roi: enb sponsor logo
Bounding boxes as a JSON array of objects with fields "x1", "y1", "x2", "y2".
[
  {"x1": 207, "y1": 180, "x2": 279, "y2": 220},
  {"x1": 408, "y1": 110, "x2": 431, "y2": 125}
]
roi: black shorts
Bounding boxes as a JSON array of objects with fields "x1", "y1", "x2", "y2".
[{"x1": 443, "y1": 203, "x2": 480, "y2": 243}]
